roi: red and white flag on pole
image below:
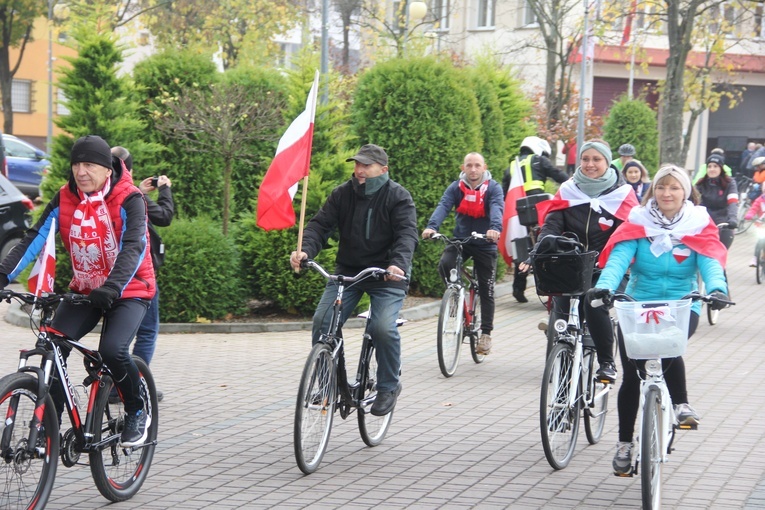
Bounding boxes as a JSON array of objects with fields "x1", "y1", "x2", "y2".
[
  {"x1": 256, "y1": 70, "x2": 320, "y2": 231},
  {"x1": 621, "y1": 0, "x2": 637, "y2": 45},
  {"x1": 28, "y1": 218, "x2": 56, "y2": 296},
  {"x1": 498, "y1": 160, "x2": 528, "y2": 266}
]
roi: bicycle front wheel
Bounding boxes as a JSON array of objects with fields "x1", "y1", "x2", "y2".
[
  {"x1": 294, "y1": 343, "x2": 336, "y2": 474},
  {"x1": 641, "y1": 386, "x2": 663, "y2": 510},
  {"x1": 736, "y1": 199, "x2": 754, "y2": 234},
  {"x1": 469, "y1": 292, "x2": 485, "y2": 364},
  {"x1": 0, "y1": 373, "x2": 59, "y2": 510},
  {"x1": 583, "y1": 350, "x2": 609, "y2": 445},
  {"x1": 437, "y1": 286, "x2": 463, "y2": 377},
  {"x1": 540, "y1": 343, "x2": 580, "y2": 470},
  {"x1": 358, "y1": 343, "x2": 393, "y2": 446},
  {"x1": 90, "y1": 356, "x2": 158, "y2": 502}
]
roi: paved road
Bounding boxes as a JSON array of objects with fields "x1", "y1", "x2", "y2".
[{"x1": 2, "y1": 229, "x2": 764, "y2": 509}]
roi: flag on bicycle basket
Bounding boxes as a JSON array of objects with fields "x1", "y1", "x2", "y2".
[
  {"x1": 28, "y1": 218, "x2": 56, "y2": 297},
  {"x1": 256, "y1": 70, "x2": 320, "y2": 231},
  {"x1": 498, "y1": 158, "x2": 528, "y2": 266}
]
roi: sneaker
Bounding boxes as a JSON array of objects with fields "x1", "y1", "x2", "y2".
[
  {"x1": 674, "y1": 403, "x2": 700, "y2": 426},
  {"x1": 613, "y1": 441, "x2": 634, "y2": 475},
  {"x1": 120, "y1": 410, "x2": 150, "y2": 447},
  {"x1": 596, "y1": 362, "x2": 617, "y2": 383},
  {"x1": 513, "y1": 289, "x2": 529, "y2": 303},
  {"x1": 476, "y1": 334, "x2": 492, "y2": 355},
  {"x1": 157, "y1": 390, "x2": 164, "y2": 403},
  {"x1": 750, "y1": 257, "x2": 757, "y2": 268},
  {"x1": 538, "y1": 318, "x2": 549, "y2": 332},
  {"x1": 370, "y1": 383, "x2": 402, "y2": 416}
]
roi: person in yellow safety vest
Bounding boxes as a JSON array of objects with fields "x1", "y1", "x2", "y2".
[
  {"x1": 692, "y1": 147, "x2": 733, "y2": 185},
  {"x1": 501, "y1": 136, "x2": 569, "y2": 302}
]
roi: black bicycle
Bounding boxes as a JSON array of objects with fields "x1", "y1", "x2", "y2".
[
  {"x1": 429, "y1": 233, "x2": 486, "y2": 378},
  {"x1": 0, "y1": 289, "x2": 158, "y2": 509},
  {"x1": 293, "y1": 260, "x2": 407, "y2": 474}
]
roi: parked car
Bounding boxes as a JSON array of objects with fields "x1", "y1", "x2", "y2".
[
  {"x1": 0, "y1": 173, "x2": 33, "y2": 261},
  {"x1": 3, "y1": 134, "x2": 50, "y2": 199}
]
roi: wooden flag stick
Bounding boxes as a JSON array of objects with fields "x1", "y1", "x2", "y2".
[{"x1": 295, "y1": 174, "x2": 310, "y2": 271}]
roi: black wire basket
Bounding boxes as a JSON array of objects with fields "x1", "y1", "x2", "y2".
[{"x1": 531, "y1": 251, "x2": 598, "y2": 296}]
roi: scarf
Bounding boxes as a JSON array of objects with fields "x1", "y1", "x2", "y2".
[
  {"x1": 598, "y1": 200, "x2": 727, "y2": 268},
  {"x1": 456, "y1": 177, "x2": 489, "y2": 218},
  {"x1": 69, "y1": 180, "x2": 119, "y2": 293},
  {"x1": 572, "y1": 166, "x2": 618, "y2": 198},
  {"x1": 364, "y1": 172, "x2": 389, "y2": 196},
  {"x1": 536, "y1": 179, "x2": 639, "y2": 225}
]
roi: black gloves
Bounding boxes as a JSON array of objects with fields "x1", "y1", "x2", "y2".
[
  {"x1": 0, "y1": 274, "x2": 8, "y2": 290},
  {"x1": 709, "y1": 291, "x2": 730, "y2": 310},
  {"x1": 727, "y1": 221, "x2": 737, "y2": 230},
  {"x1": 586, "y1": 287, "x2": 611, "y2": 307},
  {"x1": 88, "y1": 285, "x2": 120, "y2": 309}
]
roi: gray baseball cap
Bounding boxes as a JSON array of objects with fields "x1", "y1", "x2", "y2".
[{"x1": 346, "y1": 144, "x2": 388, "y2": 166}]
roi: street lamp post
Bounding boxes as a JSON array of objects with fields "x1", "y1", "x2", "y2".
[
  {"x1": 403, "y1": 1, "x2": 427, "y2": 56},
  {"x1": 47, "y1": 0, "x2": 54, "y2": 153}
]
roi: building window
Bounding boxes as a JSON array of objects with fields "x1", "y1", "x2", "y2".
[
  {"x1": 56, "y1": 88, "x2": 70, "y2": 116},
  {"x1": 11, "y1": 80, "x2": 31, "y2": 113},
  {"x1": 433, "y1": 0, "x2": 450, "y2": 30},
  {"x1": 522, "y1": 0, "x2": 538, "y2": 26},
  {"x1": 756, "y1": 4, "x2": 764, "y2": 38},
  {"x1": 476, "y1": 0, "x2": 495, "y2": 28}
]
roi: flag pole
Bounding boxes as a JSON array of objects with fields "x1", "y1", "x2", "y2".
[{"x1": 296, "y1": 175, "x2": 310, "y2": 258}]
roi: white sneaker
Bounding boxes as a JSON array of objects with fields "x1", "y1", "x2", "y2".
[
  {"x1": 476, "y1": 334, "x2": 492, "y2": 355},
  {"x1": 675, "y1": 403, "x2": 700, "y2": 426},
  {"x1": 750, "y1": 257, "x2": 757, "y2": 268}
]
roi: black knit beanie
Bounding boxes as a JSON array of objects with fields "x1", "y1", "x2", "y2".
[
  {"x1": 707, "y1": 153, "x2": 725, "y2": 168},
  {"x1": 71, "y1": 135, "x2": 113, "y2": 169}
]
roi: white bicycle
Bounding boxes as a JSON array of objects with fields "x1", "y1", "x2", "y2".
[{"x1": 600, "y1": 290, "x2": 734, "y2": 509}]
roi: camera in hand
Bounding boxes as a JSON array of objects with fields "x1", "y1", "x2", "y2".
[{"x1": 150, "y1": 176, "x2": 159, "y2": 187}]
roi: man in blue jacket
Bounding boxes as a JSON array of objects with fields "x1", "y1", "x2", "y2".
[{"x1": 422, "y1": 152, "x2": 504, "y2": 355}]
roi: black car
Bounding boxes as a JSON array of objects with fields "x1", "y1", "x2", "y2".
[{"x1": 0, "y1": 173, "x2": 33, "y2": 260}]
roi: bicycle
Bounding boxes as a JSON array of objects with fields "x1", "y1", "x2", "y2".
[
  {"x1": 601, "y1": 290, "x2": 734, "y2": 510},
  {"x1": 428, "y1": 232, "x2": 487, "y2": 378},
  {"x1": 293, "y1": 260, "x2": 407, "y2": 474},
  {"x1": 0, "y1": 289, "x2": 158, "y2": 509},
  {"x1": 754, "y1": 217, "x2": 765, "y2": 284},
  {"x1": 735, "y1": 175, "x2": 756, "y2": 235},
  {"x1": 532, "y1": 247, "x2": 613, "y2": 470},
  {"x1": 705, "y1": 222, "x2": 732, "y2": 325}
]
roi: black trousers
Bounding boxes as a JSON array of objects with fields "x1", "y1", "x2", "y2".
[{"x1": 438, "y1": 245, "x2": 497, "y2": 334}]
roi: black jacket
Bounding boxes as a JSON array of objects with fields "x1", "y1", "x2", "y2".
[
  {"x1": 145, "y1": 184, "x2": 174, "y2": 272},
  {"x1": 696, "y1": 176, "x2": 738, "y2": 226},
  {"x1": 501, "y1": 153, "x2": 569, "y2": 196},
  {"x1": 301, "y1": 176, "x2": 418, "y2": 290},
  {"x1": 538, "y1": 181, "x2": 624, "y2": 255}
]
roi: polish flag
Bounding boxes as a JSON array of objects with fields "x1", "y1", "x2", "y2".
[
  {"x1": 621, "y1": 0, "x2": 637, "y2": 46},
  {"x1": 256, "y1": 71, "x2": 320, "y2": 231},
  {"x1": 28, "y1": 218, "x2": 56, "y2": 297},
  {"x1": 536, "y1": 180, "x2": 638, "y2": 226},
  {"x1": 498, "y1": 159, "x2": 528, "y2": 266}
]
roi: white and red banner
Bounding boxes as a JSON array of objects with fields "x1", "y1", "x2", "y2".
[
  {"x1": 28, "y1": 218, "x2": 56, "y2": 297},
  {"x1": 536, "y1": 180, "x2": 638, "y2": 226},
  {"x1": 498, "y1": 159, "x2": 528, "y2": 266},
  {"x1": 256, "y1": 71, "x2": 320, "y2": 231},
  {"x1": 621, "y1": 0, "x2": 637, "y2": 46}
]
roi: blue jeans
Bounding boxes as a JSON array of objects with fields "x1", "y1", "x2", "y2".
[
  {"x1": 312, "y1": 283, "x2": 405, "y2": 393},
  {"x1": 133, "y1": 286, "x2": 159, "y2": 365}
]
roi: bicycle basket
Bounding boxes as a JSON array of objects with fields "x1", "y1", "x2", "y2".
[
  {"x1": 614, "y1": 299, "x2": 691, "y2": 359},
  {"x1": 531, "y1": 250, "x2": 598, "y2": 296}
]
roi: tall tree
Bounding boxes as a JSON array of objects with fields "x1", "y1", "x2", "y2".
[{"x1": 0, "y1": 0, "x2": 45, "y2": 134}]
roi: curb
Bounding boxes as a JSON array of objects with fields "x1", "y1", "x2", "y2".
[{"x1": 4, "y1": 282, "x2": 516, "y2": 335}]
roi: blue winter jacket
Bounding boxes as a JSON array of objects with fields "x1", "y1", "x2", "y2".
[{"x1": 596, "y1": 238, "x2": 727, "y2": 314}]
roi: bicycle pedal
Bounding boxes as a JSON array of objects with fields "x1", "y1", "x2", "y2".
[
  {"x1": 677, "y1": 423, "x2": 698, "y2": 431},
  {"x1": 614, "y1": 471, "x2": 634, "y2": 478}
]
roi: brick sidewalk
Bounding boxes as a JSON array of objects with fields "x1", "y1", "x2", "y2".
[{"x1": 1, "y1": 228, "x2": 764, "y2": 509}]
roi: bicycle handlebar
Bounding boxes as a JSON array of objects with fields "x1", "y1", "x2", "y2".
[
  {"x1": 299, "y1": 259, "x2": 409, "y2": 284},
  {"x1": 427, "y1": 231, "x2": 488, "y2": 245},
  {"x1": 590, "y1": 290, "x2": 735, "y2": 309},
  {"x1": 0, "y1": 289, "x2": 91, "y2": 308}
]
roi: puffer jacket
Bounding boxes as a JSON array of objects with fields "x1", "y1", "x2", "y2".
[
  {"x1": 596, "y1": 237, "x2": 727, "y2": 314},
  {"x1": 696, "y1": 176, "x2": 738, "y2": 226}
]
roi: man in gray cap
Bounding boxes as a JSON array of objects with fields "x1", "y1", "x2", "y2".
[{"x1": 290, "y1": 144, "x2": 418, "y2": 416}]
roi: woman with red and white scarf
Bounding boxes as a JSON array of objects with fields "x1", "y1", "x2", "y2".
[
  {"x1": 0, "y1": 135, "x2": 155, "y2": 448},
  {"x1": 589, "y1": 164, "x2": 728, "y2": 476},
  {"x1": 521, "y1": 139, "x2": 639, "y2": 383}
]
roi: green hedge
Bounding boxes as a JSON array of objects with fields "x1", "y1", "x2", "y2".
[{"x1": 603, "y1": 96, "x2": 659, "y2": 175}]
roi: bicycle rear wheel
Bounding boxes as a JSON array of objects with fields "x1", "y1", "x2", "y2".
[
  {"x1": 641, "y1": 386, "x2": 663, "y2": 510},
  {"x1": 736, "y1": 198, "x2": 754, "y2": 234},
  {"x1": 90, "y1": 356, "x2": 158, "y2": 502},
  {"x1": 0, "y1": 373, "x2": 59, "y2": 510},
  {"x1": 358, "y1": 343, "x2": 393, "y2": 446},
  {"x1": 469, "y1": 292, "x2": 485, "y2": 364},
  {"x1": 540, "y1": 343, "x2": 580, "y2": 470},
  {"x1": 437, "y1": 286, "x2": 463, "y2": 377},
  {"x1": 583, "y1": 350, "x2": 609, "y2": 445},
  {"x1": 294, "y1": 343, "x2": 336, "y2": 474}
]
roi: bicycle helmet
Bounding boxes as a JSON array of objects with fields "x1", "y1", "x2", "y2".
[
  {"x1": 520, "y1": 136, "x2": 550, "y2": 157},
  {"x1": 752, "y1": 156, "x2": 765, "y2": 168},
  {"x1": 618, "y1": 143, "x2": 636, "y2": 157}
]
